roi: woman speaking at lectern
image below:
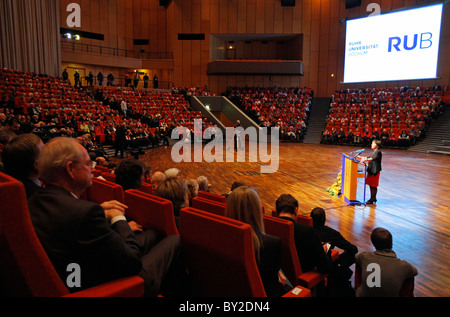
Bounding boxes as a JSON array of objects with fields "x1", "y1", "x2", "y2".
[{"x1": 357, "y1": 140, "x2": 382, "y2": 204}]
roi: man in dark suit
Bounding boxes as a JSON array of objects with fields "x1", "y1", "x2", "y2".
[
  {"x1": 310, "y1": 207, "x2": 358, "y2": 296},
  {"x1": 115, "y1": 121, "x2": 127, "y2": 158},
  {"x1": 310, "y1": 207, "x2": 358, "y2": 271},
  {"x1": 275, "y1": 194, "x2": 331, "y2": 275},
  {"x1": 28, "y1": 137, "x2": 183, "y2": 296}
]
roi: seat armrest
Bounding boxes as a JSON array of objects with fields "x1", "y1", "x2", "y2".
[
  {"x1": 64, "y1": 276, "x2": 144, "y2": 297},
  {"x1": 282, "y1": 286, "x2": 311, "y2": 297},
  {"x1": 297, "y1": 271, "x2": 327, "y2": 289},
  {"x1": 331, "y1": 249, "x2": 339, "y2": 262}
]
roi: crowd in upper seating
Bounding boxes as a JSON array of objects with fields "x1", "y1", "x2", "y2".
[
  {"x1": 227, "y1": 86, "x2": 313, "y2": 142},
  {"x1": 322, "y1": 86, "x2": 448, "y2": 148}
]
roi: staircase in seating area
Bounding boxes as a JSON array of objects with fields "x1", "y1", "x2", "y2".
[
  {"x1": 408, "y1": 106, "x2": 450, "y2": 155},
  {"x1": 303, "y1": 97, "x2": 331, "y2": 144}
]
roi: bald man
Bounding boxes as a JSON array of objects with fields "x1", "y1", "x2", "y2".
[{"x1": 151, "y1": 171, "x2": 166, "y2": 190}]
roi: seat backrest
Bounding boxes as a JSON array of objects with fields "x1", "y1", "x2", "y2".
[
  {"x1": 271, "y1": 209, "x2": 314, "y2": 227},
  {"x1": 296, "y1": 214, "x2": 313, "y2": 227},
  {"x1": 179, "y1": 207, "x2": 266, "y2": 297},
  {"x1": 124, "y1": 189, "x2": 179, "y2": 236},
  {"x1": 138, "y1": 182, "x2": 154, "y2": 194},
  {"x1": 91, "y1": 169, "x2": 103, "y2": 177},
  {"x1": 191, "y1": 196, "x2": 226, "y2": 216},
  {"x1": 101, "y1": 172, "x2": 116, "y2": 183},
  {"x1": 86, "y1": 177, "x2": 124, "y2": 204},
  {"x1": 271, "y1": 209, "x2": 277, "y2": 217},
  {"x1": 197, "y1": 190, "x2": 227, "y2": 204},
  {"x1": 95, "y1": 165, "x2": 109, "y2": 172},
  {"x1": 0, "y1": 172, "x2": 69, "y2": 297},
  {"x1": 262, "y1": 215, "x2": 303, "y2": 285}
]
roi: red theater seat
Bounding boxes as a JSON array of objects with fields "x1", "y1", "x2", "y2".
[
  {"x1": 191, "y1": 196, "x2": 226, "y2": 216},
  {"x1": 85, "y1": 177, "x2": 124, "y2": 204},
  {"x1": 124, "y1": 189, "x2": 179, "y2": 236},
  {"x1": 0, "y1": 171, "x2": 144, "y2": 297},
  {"x1": 296, "y1": 214, "x2": 314, "y2": 227},
  {"x1": 139, "y1": 182, "x2": 154, "y2": 194},
  {"x1": 101, "y1": 172, "x2": 116, "y2": 183},
  {"x1": 179, "y1": 207, "x2": 311, "y2": 297},
  {"x1": 197, "y1": 190, "x2": 227, "y2": 204},
  {"x1": 271, "y1": 209, "x2": 314, "y2": 227},
  {"x1": 270, "y1": 210, "x2": 339, "y2": 262},
  {"x1": 263, "y1": 215, "x2": 327, "y2": 291},
  {"x1": 94, "y1": 126, "x2": 106, "y2": 143}
]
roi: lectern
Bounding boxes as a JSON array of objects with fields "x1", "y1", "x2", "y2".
[{"x1": 341, "y1": 153, "x2": 366, "y2": 205}]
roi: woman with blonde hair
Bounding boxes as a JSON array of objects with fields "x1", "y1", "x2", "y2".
[
  {"x1": 184, "y1": 178, "x2": 199, "y2": 206},
  {"x1": 226, "y1": 186, "x2": 291, "y2": 297},
  {"x1": 156, "y1": 177, "x2": 189, "y2": 229}
]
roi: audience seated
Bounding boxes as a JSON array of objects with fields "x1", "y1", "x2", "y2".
[
  {"x1": 226, "y1": 86, "x2": 313, "y2": 142},
  {"x1": 397, "y1": 129, "x2": 410, "y2": 147},
  {"x1": 274, "y1": 195, "x2": 332, "y2": 276},
  {"x1": 222, "y1": 180, "x2": 246, "y2": 198},
  {"x1": 323, "y1": 86, "x2": 447, "y2": 148},
  {"x1": 27, "y1": 137, "x2": 184, "y2": 296},
  {"x1": 95, "y1": 156, "x2": 116, "y2": 170},
  {"x1": 226, "y1": 186, "x2": 293, "y2": 297},
  {"x1": 0, "y1": 68, "x2": 212, "y2": 153},
  {"x1": 310, "y1": 207, "x2": 358, "y2": 296},
  {"x1": 2, "y1": 133, "x2": 44, "y2": 198},
  {"x1": 114, "y1": 159, "x2": 146, "y2": 191},
  {"x1": 155, "y1": 177, "x2": 189, "y2": 229},
  {"x1": 185, "y1": 178, "x2": 199, "y2": 207},
  {"x1": 197, "y1": 175, "x2": 211, "y2": 192},
  {"x1": 151, "y1": 171, "x2": 166, "y2": 190},
  {"x1": 0, "y1": 128, "x2": 17, "y2": 172},
  {"x1": 0, "y1": 68, "x2": 438, "y2": 298},
  {"x1": 355, "y1": 227, "x2": 418, "y2": 297},
  {"x1": 164, "y1": 167, "x2": 180, "y2": 179}
]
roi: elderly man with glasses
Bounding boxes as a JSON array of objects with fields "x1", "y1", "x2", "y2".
[{"x1": 28, "y1": 137, "x2": 185, "y2": 296}]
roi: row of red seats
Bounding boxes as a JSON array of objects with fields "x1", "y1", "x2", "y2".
[
  {"x1": 1, "y1": 69, "x2": 212, "y2": 144},
  {"x1": 80, "y1": 176, "x2": 330, "y2": 296},
  {"x1": 1, "y1": 171, "x2": 413, "y2": 297},
  {"x1": 324, "y1": 86, "x2": 448, "y2": 143},
  {"x1": 0, "y1": 171, "x2": 144, "y2": 297},
  {"x1": 227, "y1": 86, "x2": 312, "y2": 130}
]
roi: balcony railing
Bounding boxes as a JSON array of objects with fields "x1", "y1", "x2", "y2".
[{"x1": 61, "y1": 40, "x2": 173, "y2": 60}]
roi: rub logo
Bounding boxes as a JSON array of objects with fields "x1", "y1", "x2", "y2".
[{"x1": 388, "y1": 32, "x2": 433, "y2": 52}]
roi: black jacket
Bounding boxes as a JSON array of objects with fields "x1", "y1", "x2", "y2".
[
  {"x1": 28, "y1": 185, "x2": 142, "y2": 292},
  {"x1": 368, "y1": 149, "x2": 382, "y2": 175},
  {"x1": 279, "y1": 217, "x2": 331, "y2": 274},
  {"x1": 257, "y1": 232, "x2": 287, "y2": 297}
]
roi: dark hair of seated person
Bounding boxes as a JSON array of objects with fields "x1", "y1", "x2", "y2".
[
  {"x1": 370, "y1": 227, "x2": 393, "y2": 250},
  {"x1": 115, "y1": 159, "x2": 145, "y2": 191}
]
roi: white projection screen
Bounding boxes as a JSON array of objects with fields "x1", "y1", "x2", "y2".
[{"x1": 343, "y1": 4, "x2": 443, "y2": 83}]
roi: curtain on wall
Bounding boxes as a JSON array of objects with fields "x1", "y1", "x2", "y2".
[{"x1": 0, "y1": 0, "x2": 61, "y2": 77}]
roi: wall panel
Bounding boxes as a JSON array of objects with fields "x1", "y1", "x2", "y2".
[{"x1": 58, "y1": 0, "x2": 449, "y2": 97}]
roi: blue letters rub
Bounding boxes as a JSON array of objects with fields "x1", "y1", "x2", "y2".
[{"x1": 388, "y1": 32, "x2": 432, "y2": 52}]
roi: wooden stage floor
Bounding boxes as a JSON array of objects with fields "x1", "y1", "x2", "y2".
[{"x1": 124, "y1": 142, "x2": 450, "y2": 297}]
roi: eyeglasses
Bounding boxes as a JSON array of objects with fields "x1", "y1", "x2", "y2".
[{"x1": 74, "y1": 160, "x2": 94, "y2": 169}]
